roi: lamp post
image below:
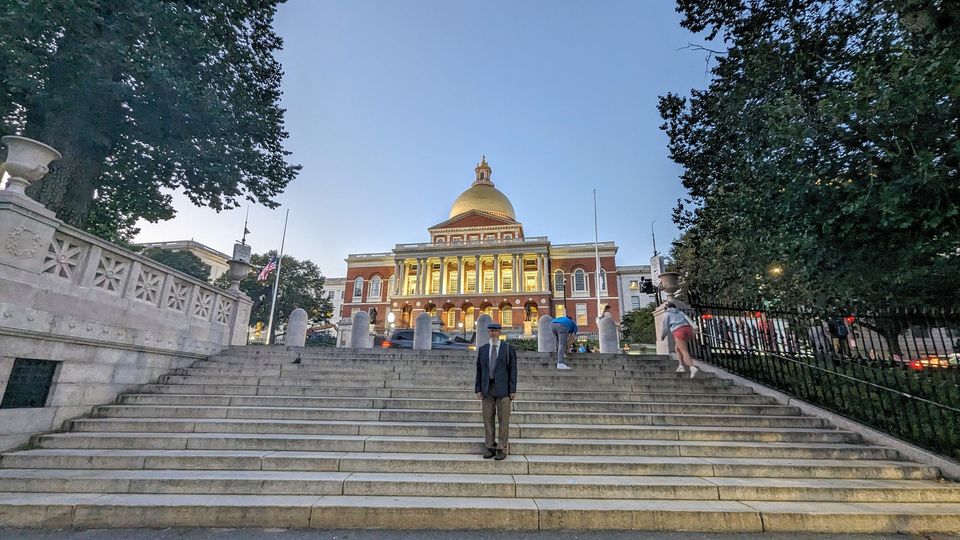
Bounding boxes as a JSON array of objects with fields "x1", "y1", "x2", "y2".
[{"x1": 561, "y1": 277, "x2": 568, "y2": 318}]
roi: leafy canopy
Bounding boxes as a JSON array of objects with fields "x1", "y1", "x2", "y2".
[
  {"x1": 0, "y1": 0, "x2": 299, "y2": 241},
  {"x1": 143, "y1": 248, "x2": 211, "y2": 282},
  {"x1": 660, "y1": 0, "x2": 960, "y2": 309}
]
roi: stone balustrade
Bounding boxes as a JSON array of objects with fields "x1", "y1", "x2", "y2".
[{"x1": 0, "y1": 136, "x2": 252, "y2": 451}]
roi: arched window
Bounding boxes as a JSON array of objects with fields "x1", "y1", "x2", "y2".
[
  {"x1": 553, "y1": 270, "x2": 564, "y2": 293},
  {"x1": 573, "y1": 269, "x2": 587, "y2": 293},
  {"x1": 368, "y1": 276, "x2": 382, "y2": 301},
  {"x1": 599, "y1": 269, "x2": 607, "y2": 292},
  {"x1": 352, "y1": 277, "x2": 364, "y2": 300},
  {"x1": 501, "y1": 306, "x2": 513, "y2": 327}
]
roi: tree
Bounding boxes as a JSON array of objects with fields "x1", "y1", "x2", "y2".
[
  {"x1": 217, "y1": 251, "x2": 332, "y2": 342},
  {"x1": 0, "y1": 0, "x2": 299, "y2": 241},
  {"x1": 621, "y1": 305, "x2": 657, "y2": 344},
  {"x1": 660, "y1": 0, "x2": 960, "y2": 310},
  {"x1": 143, "y1": 248, "x2": 211, "y2": 282}
]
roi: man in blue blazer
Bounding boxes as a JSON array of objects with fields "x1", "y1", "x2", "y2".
[{"x1": 474, "y1": 323, "x2": 517, "y2": 460}]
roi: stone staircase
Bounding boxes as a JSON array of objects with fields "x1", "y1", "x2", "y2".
[{"x1": 1, "y1": 346, "x2": 959, "y2": 533}]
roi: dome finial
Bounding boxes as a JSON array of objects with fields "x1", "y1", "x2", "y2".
[{"x1": 474, "y1": 155, "x2": 492, "y2": 185}]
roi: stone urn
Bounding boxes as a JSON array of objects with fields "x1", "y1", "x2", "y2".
[
  {"x1": 658, "y1": 271, "x2": 680, "y2": 301},
  {"x1": 1, "y1": 135, "x2": 62, "y2": 195},
  {"x1": 226, "y1": 259, "x2": 251, "y2": 292}
]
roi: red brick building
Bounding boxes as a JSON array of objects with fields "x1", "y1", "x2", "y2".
[{"x1": 342, "y1": 158, "x2": 620, "y2": 337}]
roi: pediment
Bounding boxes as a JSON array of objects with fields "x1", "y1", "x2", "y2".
[{"x1": 429, "y1": 210, "x2": 517, "y2": 231}]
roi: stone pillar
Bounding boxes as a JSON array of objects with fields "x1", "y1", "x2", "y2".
[
  {"x1": 456, "y1": 256, "x2": 463, "y2": 294},
  {"x1": 394, "y1": 261, "x2": 402, "y2": 294},
  {"x1": 475, "y1": 314, "x2": 493, "y2": 350},
  {"x1": 439, "y1": 257, "x2": 447, "y2": 295},
  {"x1": 493, "y1": 254, "x2": 500, "y2": 293},
  {"x1": 350, "y1": 310, "x2": 371, "y2": 349},
  {"x1": 535, "y1": 254, "x2": 542, "y2": 292},
  {"x1": 413, "y1": 312, "x2": 432, "y2": 350},
  {"x1": 542, "y1": 254, "x2": 550, "y2": 291},
  {"x1": 287, "y1": 308, "x2": 308, "y2": 347},
  {"x1": 599, "y1": 315, "x2": 618, "y2": 353},
  {"x1": 538, "y1": 315, "x2": 556, "y2": 353},
  {"x1": 474, "y1": 256, "x2": 480, "y2": 293}
]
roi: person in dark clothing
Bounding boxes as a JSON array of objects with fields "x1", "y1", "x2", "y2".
[{"x1": 474, "y1": 323, "x2": 517, "y2": 460}]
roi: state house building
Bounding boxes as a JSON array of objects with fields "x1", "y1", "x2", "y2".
[{"x1": 342, "y1": 158, "x2": 629, "y2": 337}]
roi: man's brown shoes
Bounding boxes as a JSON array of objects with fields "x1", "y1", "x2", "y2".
[
  {"x1": 482, "y1": 446, "x2": 497, "y2": 459},
  {"x1": 494, "y1": 449, "x2": 507, "y2": 460}
]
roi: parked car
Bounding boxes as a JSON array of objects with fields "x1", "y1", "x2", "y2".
[{"x1": 381, "y1": 329, "x2": 470, "y2": 350}]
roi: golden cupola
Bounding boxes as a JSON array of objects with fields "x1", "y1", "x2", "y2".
[{"x1": 448, "y1": 156, "x2": 517, "y2": 220}]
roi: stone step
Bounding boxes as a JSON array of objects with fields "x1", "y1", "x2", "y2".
[
  {"x1": 69, "y1": 418, "x2": 856, "y2": 443},
  {"x1": 0, "y1": 469, "x2": 956, "y2": 503},
  {"x1": 3, "y1": 493, "x2": 960, "y2": 532},
  {"x1": 121, "y1": 387, "x2": 777, "y2": 404},
  {"x1": 0, "y1": 450, "x2": 939, "y2": 480},
  {"x1": 98, "y1": 403, "x2": 827, "y2": 428},
  {"x1": 156, "y1": 374, "x2": 730, "y2": 389},
  {"x1": 187, "y1": 364, "x2": 690, "y2": 375},
  {"x1": 138, "y1": 382, "x2": 757, "y2": 398},
  {"x1": 32, "y1": 432, "x2": 898, "y2": 459}
]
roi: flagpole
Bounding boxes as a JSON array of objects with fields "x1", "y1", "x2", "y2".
[
  {"x1": 266, "y1": 209, "x2": 289, "y2": 344},
  {"x1": 593, "y1": 189, "x2": 602, "y2": 324}
]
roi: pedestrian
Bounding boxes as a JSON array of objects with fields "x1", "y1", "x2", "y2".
[
  {"x1": 660, "y1": 302, "x2": 699, "y2": 378},
  {"x1": 551, "y1": 314, "x2": 578, "y2": 369},
  {"x1": 474, "y1": 323, "x2": 517, "y2": 461}
]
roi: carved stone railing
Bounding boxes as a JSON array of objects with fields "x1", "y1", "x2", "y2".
[{"x1": 0, "y1": 135, "x2": 252, "y2": 450}]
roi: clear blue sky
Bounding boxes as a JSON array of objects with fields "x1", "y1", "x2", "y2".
[{"x1": 135, "y1": 0, "x2": 711, "y2": 277}]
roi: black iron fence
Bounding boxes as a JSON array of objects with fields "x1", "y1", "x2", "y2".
[{"x1": 685, "y1": 299, "x2": 960, "y2": 462}]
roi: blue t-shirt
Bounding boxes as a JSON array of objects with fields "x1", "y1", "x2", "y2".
[{"x1": 553, "y1": 316, "x2": 578, "y2": 333}]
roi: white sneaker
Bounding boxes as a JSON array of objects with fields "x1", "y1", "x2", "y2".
[
  {"x1": 675, "y1": 365, "x2": 687, "y2": 373},
  {"x1": 557, "y1": 363, "x2": 571, "y2": 370},
  {"x1": 689, "y1": 366, "x2": 699, "y2": 379}
]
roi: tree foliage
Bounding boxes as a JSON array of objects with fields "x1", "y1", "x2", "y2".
[
  {"x1": 621, "y1": 305, "x2": 657, "y2": 344},
  {"x1": 217, "y1": 251, "x2": 332, "y2": 342},
  {"x1": 0, "y1": 0, "x2": 299, "y2": 241},
  {"x1": 660, "y1": 0, "x2": 960, "y2": 310},
  {"x1": 143, "y1": 248, "x2": 211, "y2": 282}
]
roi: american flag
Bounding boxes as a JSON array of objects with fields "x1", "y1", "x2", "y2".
[{"x1": 257, "y1": 256, "x2": 278, "y2": 282}]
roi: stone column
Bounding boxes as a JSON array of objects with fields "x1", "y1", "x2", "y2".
[
  {"x1": 473, "y1": 256, "x2": 480, "y2": 293},
  {"x1": 417, "y1": 258, "x2": 425, "y2": 296},
  {"x1": 542, "y1": 254, "x2": 550, "y2": 291},
  {"x1": 287, "y1": 308, "x2": 308, "y2": 347},
  {"x1": 493, "y1": 254, "x2": 500, "y2": 293},
  {"x1": 456, "y1": 256, "x2": 463, "y2": 294},
  {"x1": 538, "y1": 315, "x2": 556, "y2": 353},
  {"x1": 413, "y1": 312, "x2": 432, "y2": 350},
  {"x1": 535, "y1": 254, "x2": 542, "y2": 292},
  {"x1": 394, "y1": 260, "x2": 402, "y2": 294},
  {"x1": 599, "y1": 315, "x2": 618, "y2": 353},
  {"x1": 439, "y1": 257, "x2": 447, "y2": 295}
]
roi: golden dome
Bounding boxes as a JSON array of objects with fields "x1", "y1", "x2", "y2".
[
  {"x1": 448, "y1": 157, "x2": 516, "y2": 220},
  {"x1": 449, "y1": 183, "x2": 516, "y2": 220}
]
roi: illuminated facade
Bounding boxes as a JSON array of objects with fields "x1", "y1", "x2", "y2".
[{"x1": 343, "y1": 158, "x2": 621, "y2": 336}]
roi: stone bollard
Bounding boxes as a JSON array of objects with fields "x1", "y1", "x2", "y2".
[
  {"x1": 287, "y1": 308, "x2": 308, "y2": 347},
  {"x1": 350, "y1": 311, "x2": 371, "y2": 348},
  {"x1": 475, "y1": 314, "x2": 493, "y2": 350},
  {"x1": 413, "y1": 312, "x2": 433, "y2": 350},
  {"x1": 537, "y1": 315, "x2": 556, "y2": 353},
  {"x1": 598, "y1": 316, "x2": 618, "y2": 353}
]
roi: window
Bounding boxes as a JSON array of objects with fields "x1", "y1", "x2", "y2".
[
  {"x1": 501, "y1": 306, "x2": 513, "y2": 327},
  {"x1": 465, "y1": 271, "x2": 477, "y2": 293},
  {"x1": 447, "y1": 270, "x2": 458, "y2": 293},
  {"x1": 465, "y1": 307, "x2": 475, "y2": 330},
  {"x1": 482, "y1": 269, "x2": 494, "y2": 292},
  {"x1": 576, "y1": 303, "x2": 588, "y2": 326},
  {"x1": 554, "y1": 270, "x2": 564, "y2": 293},
  {"x1": 524, "y1": 272, "x2": 537, "y2": 292},
  {"x1": 501, "y1": 265, "x2": 512, "y2": 291},
  {"x1": 446, "y1": 309, "x2": 456, "y2": 328},
  {"x1": 486, "y1": 234, "x2": 496, "y2": 240},
  {"x1": 368, "y1": 276, "x2": 381, "y2": 301},
  {"x1": 599, "y1": 269, "x2": 607, "y2": 292},
  {"x1": 435, "y1": 237, "x2": 445, "y2": 244},
  {"x1": 405, "y1": 274, "x2": 417, "y2": 295},
  {"x1": 630, "y1": 296, "x2": 641, "y2": 310},
  {"x1": 353, "y1": 277, "x2": 364, "y2": 300},
  {"x1": 573, "y1": 269, "x2": 587, "y2": 294},
  {"x1": 504, "y1": 233, "x2": 512, "y2": 240},
  {"x1": 555, "y1": 303, "x2": 566, "y2": 317},
  {"x1": 629, "y1": 280, "x2": 639, "y2": 290},
  {"x1": 430, "y1": 264, "x2": 441, "y2": 294}
]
